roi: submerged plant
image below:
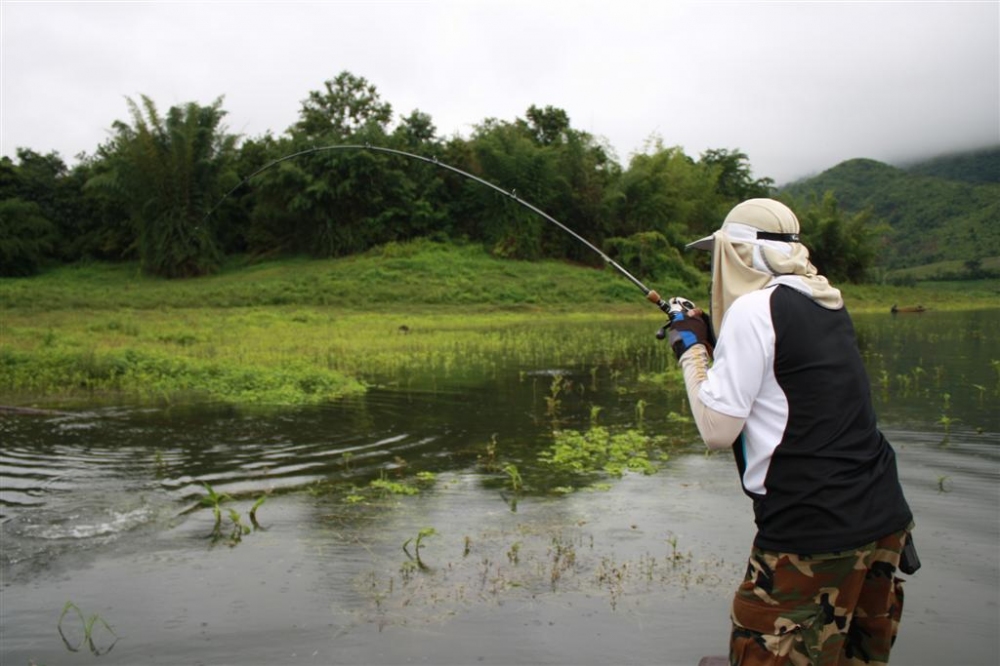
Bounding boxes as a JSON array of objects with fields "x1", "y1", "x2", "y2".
[
  {"x1": 370, "y1": 470, "x2": 420, "y2": 496},
  {"x1": 937, "y1": 392, "x2": 959, "y2": 447},
  {"x1": 540, "y1": 426, "x2": 663, "y2": 478},
  {"x1": 249, "y1": 495, "x2": 267, "y2": 529},
  {"x1": 507, "y1": 541, "x2": 522, "y2": 565},
  {"x1": 198, "y1": 483, "x2": 266, "y2": 545},
  {"x1": 477, "y1": 433, "x2": 500, "y2": 472},
  {"x1": 545, "y1": 375, "x2": 564, "y2": 419},
  {"x1": 200, "y1": 482, "x2": 232, "y2": 533},
  {"x1": 227, "y1": 508, "x2": 249, "y2": 544},
  {"x1": 58, "y1": 601, "x2": 119, "y2": 656},
  {"x1": 635, "y1": 399, "x2": 648, "y2": 424},
  {"x1": 403, "y1": 527, "x2": 438, "y2": 569},
  {"x1": 502, "y1": 463, "x2": 523, "y2": 493}
]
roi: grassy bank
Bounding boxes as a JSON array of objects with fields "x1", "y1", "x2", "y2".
[
  {"x1": 2, "y1": 239, "x2": 996, "y2": 406},
  {"x1": 0, "y1": 239, "x2": 653, "y2": 312}
]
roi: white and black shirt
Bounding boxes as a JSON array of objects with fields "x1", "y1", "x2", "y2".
[{"x1": 700, "y1": 282, "x2": 913, "y2": 554}]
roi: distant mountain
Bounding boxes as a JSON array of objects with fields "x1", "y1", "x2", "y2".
[
  {"x1": 780, "y1": 146, "x2": 1000, "y2": 270},
  {"x1": 903, "y1": 146, "x2": 1000, "y2": 184}
]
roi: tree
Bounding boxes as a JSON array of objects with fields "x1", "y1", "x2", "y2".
[
  {"x1": 521, "y1": 105, "x2": 571, "y2": 146},
  {"x1": 292, "y1": 71, "x2": 393, "y2": 141},
  {"x1": 389, "y1": 111, "x2": 449, "y2": 239},
  {"x1": 452, "y1": 107, "x2": 617, "y2": 262},
  {"x1": 247, "y1": 74, "x2": 447, "y2": 258},
  {"x1": 791, "y1": 191, "x2": 886, "y2": 283},
  {"x1": 0, "y1": 197, "x2": 57, "y2": 276},
  {"x1": 700, "y1": 148, "x2": 775, "y2": 203},
  {"x1": 457, "y1": 117, "x2": 564, "y2": 259},
  {"x1": 214, "y1": 131, "x2": 283, "y2": 255},
  {"x1": 87, "y1": 95, "x2": 238, "y2": 277},
  {"x1": 394, "y1": 110, "x2": 437, "y2": 149},
  {"x1": 0, "y1": 149, "x2": 95, "y2": 264},
  {"x1": 611, "y1": 142, "x2": 720, "y2": 241}
]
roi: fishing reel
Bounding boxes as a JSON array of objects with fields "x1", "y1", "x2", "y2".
[{"x1": 655, "y1": 297, "x2": 696, "y2": 340}]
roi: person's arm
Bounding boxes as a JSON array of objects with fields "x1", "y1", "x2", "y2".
[{"x1": 678, "y1": 344, "x2": 745, "y2": 450}]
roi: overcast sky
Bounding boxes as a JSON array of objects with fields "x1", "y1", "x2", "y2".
[{"x1": 1, "y1": 1, "x2": 997, "y2": 184}]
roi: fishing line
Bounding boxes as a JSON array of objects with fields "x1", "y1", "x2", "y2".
[{"x1": 207, "y1": 144, "x2": 673, "y2": 314}]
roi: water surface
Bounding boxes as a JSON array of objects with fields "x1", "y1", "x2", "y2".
[{"x1": 2, "y1": 310, "x2": 997, "y2": 665}]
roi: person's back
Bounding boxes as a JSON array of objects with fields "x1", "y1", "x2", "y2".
[{"x1": 720, "y1": 283, "x2": 912, "y2": 554}]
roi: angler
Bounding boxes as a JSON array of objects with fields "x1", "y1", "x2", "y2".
[{"x1": 667, "y1": 198, "x2": 917, "y2": 665}]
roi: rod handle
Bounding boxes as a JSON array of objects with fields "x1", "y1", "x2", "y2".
[{"x1": 646, "y1": 290, "x2": 669, "y2": 313}]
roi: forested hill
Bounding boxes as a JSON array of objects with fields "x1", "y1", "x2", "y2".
[{"x1": 779, "y1": 147, "x2": 1000, "y2": 270}]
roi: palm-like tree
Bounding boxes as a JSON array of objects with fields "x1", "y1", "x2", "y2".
[{"x1": 89, "y1": 95, "x2": 237, "y2": 277}]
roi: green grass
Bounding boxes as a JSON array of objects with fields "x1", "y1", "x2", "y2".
[
  {"x1": 1, "y1": 239, "x2": 996, "y2": 406},
  {"x1": 885, "y1": 256, "x2": 1000, "y2": 282},
  {"x1": 0, "y1": 239, "x2": 656, "y2": 312},
  {"x1": 837, "y1": 279, "x2": 1000, "y2": 313}
]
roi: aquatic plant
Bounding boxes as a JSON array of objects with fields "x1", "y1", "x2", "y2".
[
  {"x1": 539, "y1": 426, "x2": 663, "y2": 478},
  {"x1": 502, "y1": 463, "x2": 523, "y2": 493},
  {"x1": 545, "y1": 375, "x2": 564, "y2": 419},
  {"x1": 506, "y1": 541, "x2": 522, "y2": 565},
  {"x1": 415, "y1": 471, "x2": 437, "y2": 485},
  {"x1": 57, "y1": 601, "x2": 118, "y2": 656},
  {"x1": 878, "y1": 369, "x2": 891, "y2": 401},
  {"x1": 477, "y1": 433, "x2": 500, "y2": 472},
  {"x1": 937, "y1": 392, "x2": 959, "y2": 446},
  {"x1": 370, "y1": 470, "x2": 420, "y2": 496},
  {"x1": 248, "y1": 495, "x2": 267, "y2": 529},
  {"x1": 666, "y1": 533, "x2": 690, "y2": 566},
  {"x1": 635, "y1": 398, "x2": 648, "y2": 424},
  {"x1": 403, "y1": 527, "x2": 437, "y2": 569},
  {"x1": 548, "y1": 534, "x2": 577, "y2": 590},
  {"x1": 227, "y1": 508, "x2": 249, "y2": 544},
  {"x1": 197, "y1": 483, "x2": 266, "y2": 544},
  {"x1": 200, "y1": 482, "x2": 232, "y2": 532}
]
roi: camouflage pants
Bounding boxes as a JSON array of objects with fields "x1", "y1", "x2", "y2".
[{"x1": 729, "y1": 529, "x2": 909, "y2": 666}]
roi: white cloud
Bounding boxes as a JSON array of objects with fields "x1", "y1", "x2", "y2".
[{"x1": 2, "y1": 0, "x2": 997, "y2": 184}]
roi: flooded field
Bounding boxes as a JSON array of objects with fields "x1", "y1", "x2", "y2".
[{"x1": 2, "y1": 310, "x2": 998, "y2": 665}]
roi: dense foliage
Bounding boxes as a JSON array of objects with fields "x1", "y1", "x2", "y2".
[
  {"x1": 780, "y1": 149, "x2": 1000, "y2": 272},
  {"x1": 1, "y1": 70, "x2": 994, "y2": 283}
]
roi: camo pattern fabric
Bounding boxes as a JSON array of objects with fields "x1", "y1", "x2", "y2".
[{"x1": 729, "y1": 528, "x2": 910, "y2": 666}]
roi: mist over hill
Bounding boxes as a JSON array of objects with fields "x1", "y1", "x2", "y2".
[{"x1": 779, "y1": 146, "x2": 1000, "y2": 270}]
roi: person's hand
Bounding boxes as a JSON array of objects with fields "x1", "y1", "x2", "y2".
[{"x1": 667, "y1": 308, "x2": 713, "y2": 361}]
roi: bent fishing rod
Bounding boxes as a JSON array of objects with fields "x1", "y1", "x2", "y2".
[{"x1": 208, "y1": 144, "x2": 683, "y2": 320}]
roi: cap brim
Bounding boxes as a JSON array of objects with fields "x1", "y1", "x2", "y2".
[{"x1": 685, "y1": 235, "x2": 715, "y2": 251}]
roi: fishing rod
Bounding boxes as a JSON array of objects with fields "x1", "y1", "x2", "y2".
[{"x1": 208, "y1": 144, "x2": 679, "y2": 318}]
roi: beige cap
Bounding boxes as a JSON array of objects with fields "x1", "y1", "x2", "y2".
[{"x1": 686, "y1": 198, "x2": 801, "y2": 251}]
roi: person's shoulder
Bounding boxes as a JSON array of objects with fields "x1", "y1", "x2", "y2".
[
  {"x1": 721, "y1": 288, "x2": 777, "y2": 337},
  {"x1": 730, "y1": 286, "x2": 778, "y2": 314}
]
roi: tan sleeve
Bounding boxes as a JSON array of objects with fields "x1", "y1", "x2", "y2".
[{"x1": 678, "y1": 344, "x2": 745, "y2": 451}]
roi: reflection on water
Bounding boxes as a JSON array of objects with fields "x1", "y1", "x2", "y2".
[{"x1": 1, "y1": 309, "x2": 997, "y2": 665}]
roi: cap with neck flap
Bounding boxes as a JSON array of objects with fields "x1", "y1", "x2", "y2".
[
  {"x1": 687, "y1": 198, "x2": 801, "y2": 252},
  {"x1": 686, "y1": 198, "x2": 843, "y2": 333}
]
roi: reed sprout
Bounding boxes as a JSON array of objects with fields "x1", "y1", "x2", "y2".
[
  {"x1": 403, "y1": 527, "x2": 437, "y2": 569},
  {"x1": 57, "y1": 601, "x2": 119, "y2": 656}
]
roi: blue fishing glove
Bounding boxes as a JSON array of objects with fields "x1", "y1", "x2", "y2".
[{"x1": 667, "y1": 308, "x2": 713, "y2": 361}]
